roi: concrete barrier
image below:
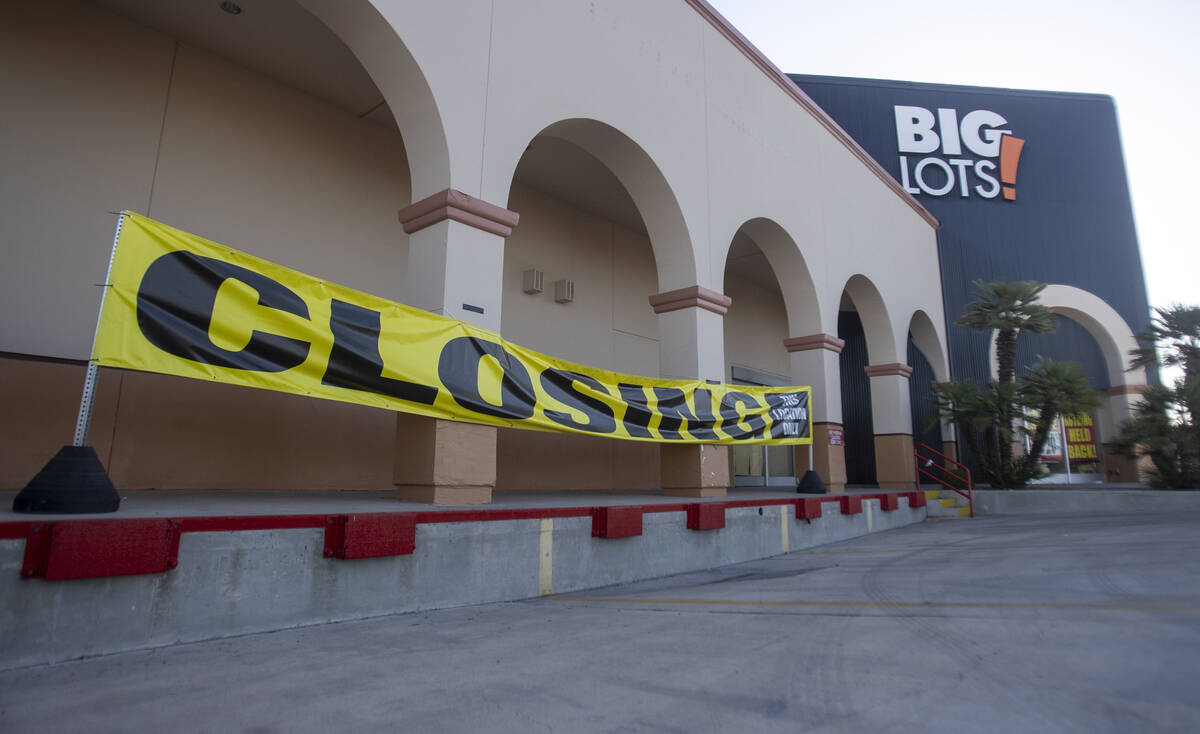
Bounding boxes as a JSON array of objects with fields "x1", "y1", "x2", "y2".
[
  {"x1": 0, "y1": 495, "x2": 924, "y2": 670},
  {"x1": 974, "y1": 489, "x2": 1200, "y2": 515}
]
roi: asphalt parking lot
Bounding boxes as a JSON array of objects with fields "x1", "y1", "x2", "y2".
[{"x1": 3, "y1": 511, "x2": 1198, "y2": 733}]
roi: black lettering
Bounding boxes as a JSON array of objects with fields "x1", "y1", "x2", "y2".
[
  {"x1": 437, "y1": 337, "x2": 535, "y2": 419},
  {"x1": 321, "y1": 300, "x2": 437, "y2": 405},
  {"x1": 653, "y1": 387, "x2": 717, "y2": 441},
  {"x1": 540, "y1": 369, "x2": 616, "y2": 434},
  {"x1": 136, "y1": 251, "x2": 309, "y2": 372},
  {"x1": 718, "y1": 391, "x2": 767, "y2": 440},
  {"x1": 767, "y1": 392, "x2": 810, "y2": 439},
  {"x1": 617, "y1": 383, "x2": 654, "y2": 438}
]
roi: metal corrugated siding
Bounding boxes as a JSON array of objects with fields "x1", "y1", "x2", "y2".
[{"x1": 1016, "y1": 316, "x2": 1111, "y2": 389}]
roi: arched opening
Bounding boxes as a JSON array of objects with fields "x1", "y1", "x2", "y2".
[
  {"x1": 496, "y1": 122, "x2": 669, "y2": 491},
  {"x1": 987, "y1": 284, "x2": 1144, "y2": 389},
  {"x1": 837, "y1": 275, "x2": 898, "y2": 486},
  {"x1": 720, "y1": 220, "x2": 817, "y2": 486},
  {"x1": 983, "y1": 285, "x2": 1146, "y2": 484},
  {"x1": 296, "y1": 0, "x2": 450, "y2": 198},
  {"x1": 2, "y1": 0, "x2": 443, "y2": 490},
  {"x1": 491, "y1": 118, "x2": 699, "y2": 293},
  {"x1": 907, "y1": 310, "x2": 949, "y2": 454}
]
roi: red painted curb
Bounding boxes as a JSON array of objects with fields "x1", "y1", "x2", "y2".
[
  {"x1": 3, "y1": 492, "x2": 920, "y2": 580},
  {"x1": 592, "y1": 506, "x2": 644, "y2": 538},
  {"x1": 687, "y1": 503, "x2": 726, "y2": 531},
  {"x1": 21, "y1": 519, "x2": 181, "y2": 580}
]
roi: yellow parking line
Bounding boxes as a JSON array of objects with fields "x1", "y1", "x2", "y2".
[
  {"x1": 546, "y1": 596, "x2": 1200, "y2": 613},
  {"x1": 538, "y1": 518, "x2": 553, "y2": 596},
  {"x1": 780, "y1": 505, "x2": 789, "y2": 553}
]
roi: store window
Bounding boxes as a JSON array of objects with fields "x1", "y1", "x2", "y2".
[{"x1": 729, "y1": 366, "x2": 795, "y2": 487}]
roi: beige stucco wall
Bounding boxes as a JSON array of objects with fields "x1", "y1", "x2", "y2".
[
  {"x1": 3, "y1": 0, "x2": 952, "y2": 493},
  {"x1": 1, "y1": 1, "x2": 173, "y2": 360},
  {"x1": 1, "y1": 1, "x2": 410, "y2": 490},
  {"x1": 468, "y1": 0, "x2": 943, "y2": 387},
  {"x1": 501, "y1": 183, "x2": 659, "y2": 375},
  {"x1": 497, "y1": 182, "x2": 662, "y2": 491},
  {"x1": 1, "y1": 0, "x2": 410, "y2": 361},
  {"x1": 723, "y1": 273, "x2": 790, "y2": 383}
]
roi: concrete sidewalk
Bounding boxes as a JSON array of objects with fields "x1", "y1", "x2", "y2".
[
  {"x1": 3, "y1": 511, "x2": 1197, "y2": 733},
  {"x1": 973, "y1": 488, "x2": 1200, "y2": 514}
]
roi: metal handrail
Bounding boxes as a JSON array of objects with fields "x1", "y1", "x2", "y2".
[{"x1": 913, "y1": 442, "x2": 974, "y2": 518}]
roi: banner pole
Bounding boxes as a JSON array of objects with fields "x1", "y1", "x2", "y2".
[
  {"x1": 73, "y1": 211, "x2": 125, "y2": 447},
  {"x1": 12, "y1": 212, "x2": 126, "y2": 513}
]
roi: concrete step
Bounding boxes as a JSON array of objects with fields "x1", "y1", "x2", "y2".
[
  {"x1": 927, "y1": 504, "x2": 972, "y2": 518},
  {"x1": 921, "y1": 487, "x2": 973, "y2": 518},
  {"x1": 926, "y1": 489, "x2": 970, "y2": 504}
]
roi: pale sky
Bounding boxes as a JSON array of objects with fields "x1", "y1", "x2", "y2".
[{"x1": 708, "y1": 0, "x2": 1200, "y2": 316}]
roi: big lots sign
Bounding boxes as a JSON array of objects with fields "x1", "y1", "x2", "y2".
[{"x1": 894, "y1": 106, "x2": 1025, "y2": 201}]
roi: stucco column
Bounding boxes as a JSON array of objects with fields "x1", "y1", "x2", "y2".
[
  {"x1": 651, "y1": 286, "x2": 730, "y2": 497},
  {"x1": 1099, "y1": 384, "x2": 1148, "y2": 484},
  {"x1": 785, "y1": 333, "x2": 846, "y2": 493},
  {"x1": 400, "y1": 189, "x2": 516, "y2": 332},
  {"x1": 866, "y1": 363, "x2": 916, "y2": 490},
  {"x1": 394, "y1": 189, "x2": 519, "y2": 504}
]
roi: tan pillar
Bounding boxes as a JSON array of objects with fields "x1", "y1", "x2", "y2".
[
  {"x1": 394, "y1": 414, "x2": 496, "y2": 504},
  {"x1": 661, "y1": 444, "x2": 730, "y2": 497},
  {"x1": 806, "y1": 422, "x2": 847, "y2": 493},
  {"x1": 1100, "y1": 384, "x2": 1149, "y2": 484},
  {"x1": 866, "y1": 363, "x2": 916, "y2": 490},
  {"x1": 785, "y1": 334, "x2": 846, "y2": 493},
  {"x1": 395, "y1": 189, "x2": 517, "y2": 504},
  {"x1": 941, "y1": 440, "x2": 958, "y2": 463},
  {"x1": 651, "y1": 286, "x2": 731, "y2": 497},
  {"x1": 874, "y1": 433, "x2": 915, "y2": 490},
  {"x1": 400, "y1": 188, "x2": 518, "y2": 332}
]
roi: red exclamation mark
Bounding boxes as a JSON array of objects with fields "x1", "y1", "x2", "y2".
[{"x1": 999, "y1": 134, "x2": 1025, "y2": 201}]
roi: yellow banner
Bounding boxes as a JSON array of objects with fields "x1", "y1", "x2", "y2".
[{"x1": 94, "y1": 212, "x2": 812, "y2": 445}]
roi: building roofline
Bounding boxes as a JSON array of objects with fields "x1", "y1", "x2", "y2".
[
  {"x1": 684, "y1": 0, "x2": 940, "y2": 230},
  {"x1": 787, "y1": 73, "x2": 1117, "y2": 106}
]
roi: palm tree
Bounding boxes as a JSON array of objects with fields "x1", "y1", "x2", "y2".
[
  {"x1": 933, "y1": 280, "x2": 1103, "y2": 487},
  {"x1": 1128, "y1": 304, "x2": 1200, "y2": 377},
  {"x1": 957, "y1": 280, "x2": 1055, "y2": 468},
  {"x1": 1018, "y1": 359, "x2": 1101, "y2": 476},
  {"x1": 1111, "y1": 304, "x2": 1200, "y2": 487}
]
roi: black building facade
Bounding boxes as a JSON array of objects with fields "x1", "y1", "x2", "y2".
[{"x1": 790, "y1": 75, "x2": 1152, "y2": 482}]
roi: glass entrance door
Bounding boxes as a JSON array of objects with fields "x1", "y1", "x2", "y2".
[{"x1": 729, "y1": 368, "x2": 795, "y2": 487}]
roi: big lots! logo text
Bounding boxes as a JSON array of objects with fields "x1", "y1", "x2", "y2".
[{"x1": 894, "y1": 106, "x2": 1025, "y2": 201}]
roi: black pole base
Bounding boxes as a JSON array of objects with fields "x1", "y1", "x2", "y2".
[
  {"x1": 796, "y1": 470, "x2": 828, "y2": 495},
  {"x1": 12, "y1": 446, "x2": 120, "y2": 514}
]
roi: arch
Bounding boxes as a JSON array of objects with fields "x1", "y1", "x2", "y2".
[
  {"x1": 986, "y1": 284, "x2": 1144, "y2": 387},
  {"x1": 907, "y1": 309, "x2": 950, "y2": 383},
  {"x1": 841, "y1": 274, "x2": 898, "y2": 365},
  {"x1": 493, "y1": 118, "x2": 697, "y2": 291},
  {"x1": 721, "y1": 218, "x2": 822, "y2": 336},
  {"x1": 297, "y1": 0, "x2": 450, "y2": 199}
]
